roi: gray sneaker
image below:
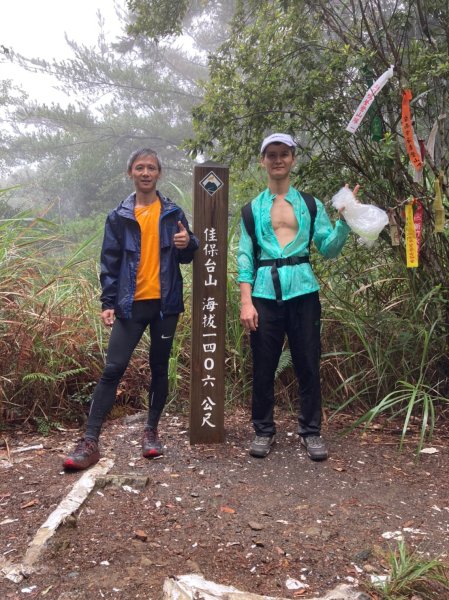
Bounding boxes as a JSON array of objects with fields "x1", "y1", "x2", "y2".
[
  {"x1": 249, "y1": 435, "x2": 275, "y2": 458},
  {"x1": 142, "y1": 427, "x2": 164, "y2": 458},
  {"x1": 300, "y1": 435, "x2": 328, "y2": 461}
]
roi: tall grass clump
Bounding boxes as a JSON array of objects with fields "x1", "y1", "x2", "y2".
[
  {"x1": 225, "y1": 204, "x2": 253, "y2": 406},
  {"x1": 0, "y1": 202, "x2": 105, "y2": 428},
  {"x1": 317, "y1": 220, "x2": 449, "y2": 449},
  {"x1": 368, "y1": 540, "x2": 449, "y2": 599}
]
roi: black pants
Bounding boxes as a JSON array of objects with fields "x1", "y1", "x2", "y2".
[
  {"x1": 250, "y1": 292, "x2": 322, "y2": 437},
  {"x1": 86, "y1": 300, "x2": 178, "y2": 441}
]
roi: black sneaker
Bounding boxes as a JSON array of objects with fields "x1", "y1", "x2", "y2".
[
  {"x1": 300, "y1": 435, "x2": 328, "y2": 461},
  {"x1": 63, "y1": 438, "x2": 100, "y2": 470},
  {"x1": 249, "y1": 434, "x2": 275, "y2": 458},
  {"x1": 142, "y1": 427, "x2": 164, "y2": 458}
]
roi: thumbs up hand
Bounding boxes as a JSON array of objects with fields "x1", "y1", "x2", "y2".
[{"x1": 173, "y1": 220, "x2": 190, "y2": 249}]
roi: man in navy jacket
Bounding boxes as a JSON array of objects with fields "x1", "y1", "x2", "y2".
[{"x1": 63, "y1": 148, "x2": 199, "y2": 470}]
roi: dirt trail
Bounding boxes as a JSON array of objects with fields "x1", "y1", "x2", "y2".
[{"x1": 1, "y1": 409, "x2": 448, "y2": 599}]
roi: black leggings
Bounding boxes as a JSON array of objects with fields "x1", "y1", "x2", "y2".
[{"x1": 86, "y1": 300, "x2": 178, "y2": 440}]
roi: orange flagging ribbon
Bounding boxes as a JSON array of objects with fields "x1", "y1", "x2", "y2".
[{"x1": 401, "y1": 90, "x2": 423, "y2": 171}]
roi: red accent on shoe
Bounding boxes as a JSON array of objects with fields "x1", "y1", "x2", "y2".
[
  {"x1": 142, "y1": 428, "x2": 164, "y2": 458},
  {"x1": 63, "y1": 438, "x2": 100, "y2": 471}
]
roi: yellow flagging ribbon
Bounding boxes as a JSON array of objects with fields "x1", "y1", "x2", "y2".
[
  {"x1": 405, "y1": 200, "x2": 419, "y2": 268},
  {"x1": 434, "y1": 176, "x2": 445, "y2": 233},
  {"x1": 401, "y1": 90, "x2": 423, "y2": 172}
]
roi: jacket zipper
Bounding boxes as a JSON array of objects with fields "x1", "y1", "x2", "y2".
[{"x1": 159, "y1": 205, "x2": 178, "y2": 319}]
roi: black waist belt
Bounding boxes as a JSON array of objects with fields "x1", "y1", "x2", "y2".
[{"x1": 258, "y1": 256, "x2": 309, "y2": 305}]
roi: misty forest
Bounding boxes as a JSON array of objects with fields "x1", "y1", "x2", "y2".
[{"x1": 1, "y1": 0, "x2": 448, "y2": 450}]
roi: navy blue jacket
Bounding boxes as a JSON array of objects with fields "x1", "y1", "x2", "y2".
[{"x1": 100, "y1": 192, "x2": 199, "y2": 318}]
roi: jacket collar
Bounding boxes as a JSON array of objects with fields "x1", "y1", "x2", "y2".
[{"x1": 116, "y1": 191, "x2": 176, "y2": 219}]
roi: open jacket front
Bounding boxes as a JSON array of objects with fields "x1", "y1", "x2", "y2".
[{"x1": 100, "y1": 192, "x2": 199, "y2": 318}]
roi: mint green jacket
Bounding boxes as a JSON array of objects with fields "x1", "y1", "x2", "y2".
[{"x1": 237, "y1": 187, "x2": 351, "y2": 301}]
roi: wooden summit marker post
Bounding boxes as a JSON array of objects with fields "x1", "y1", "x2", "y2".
[{"x1": 190, "y1": 162, "x2": 229, "y2": 444}]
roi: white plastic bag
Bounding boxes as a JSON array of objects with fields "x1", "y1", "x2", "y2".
[{"x1": 331, "y1": 187, "x2": 388, "y2": 247}]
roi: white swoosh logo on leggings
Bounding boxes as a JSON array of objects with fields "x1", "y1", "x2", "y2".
[{"x1": 161, "y1": 334, "x2": 173, "y2": 339}]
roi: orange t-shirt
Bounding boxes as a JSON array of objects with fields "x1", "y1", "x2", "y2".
[{"x1": 134, "y1": 202, "x2": 161, "y2": 300}]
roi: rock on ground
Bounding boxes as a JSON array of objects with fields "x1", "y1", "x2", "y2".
[{"x1": 163, "y1": 574, "x2": 371, "y2": 600}]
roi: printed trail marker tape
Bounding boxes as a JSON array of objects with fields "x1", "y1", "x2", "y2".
[{"x1": 346, "y1": 65, "x2": 394, "y2": 134}]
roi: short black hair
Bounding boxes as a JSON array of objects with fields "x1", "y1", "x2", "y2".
[{"x1": 127, "y1": 148, "x2": 162, "y2": 172}]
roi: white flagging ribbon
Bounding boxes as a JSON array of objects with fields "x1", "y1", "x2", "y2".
[
  {"x1": 426, "y1": 114, "x2": 446, "y2": 162},
  {"x1": 346, "y1": 65, "x2": 395, "y2": 134}
]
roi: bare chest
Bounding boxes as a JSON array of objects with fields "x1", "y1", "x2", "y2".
[
  {"x1": 270, "y1": 199, "x2": 298, "y2": 231},
  {"x1": 270, "y1": 198, "x2": 298, "y2": 247}
]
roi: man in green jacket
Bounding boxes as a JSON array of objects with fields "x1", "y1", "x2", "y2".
[{"x1": 238, "y1": 133, "x2": 354, "y2": 461}]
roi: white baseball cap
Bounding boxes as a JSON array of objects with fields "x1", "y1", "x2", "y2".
[{"x1": 260, "y1": 133, "x2": 297, "y2": 154}]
